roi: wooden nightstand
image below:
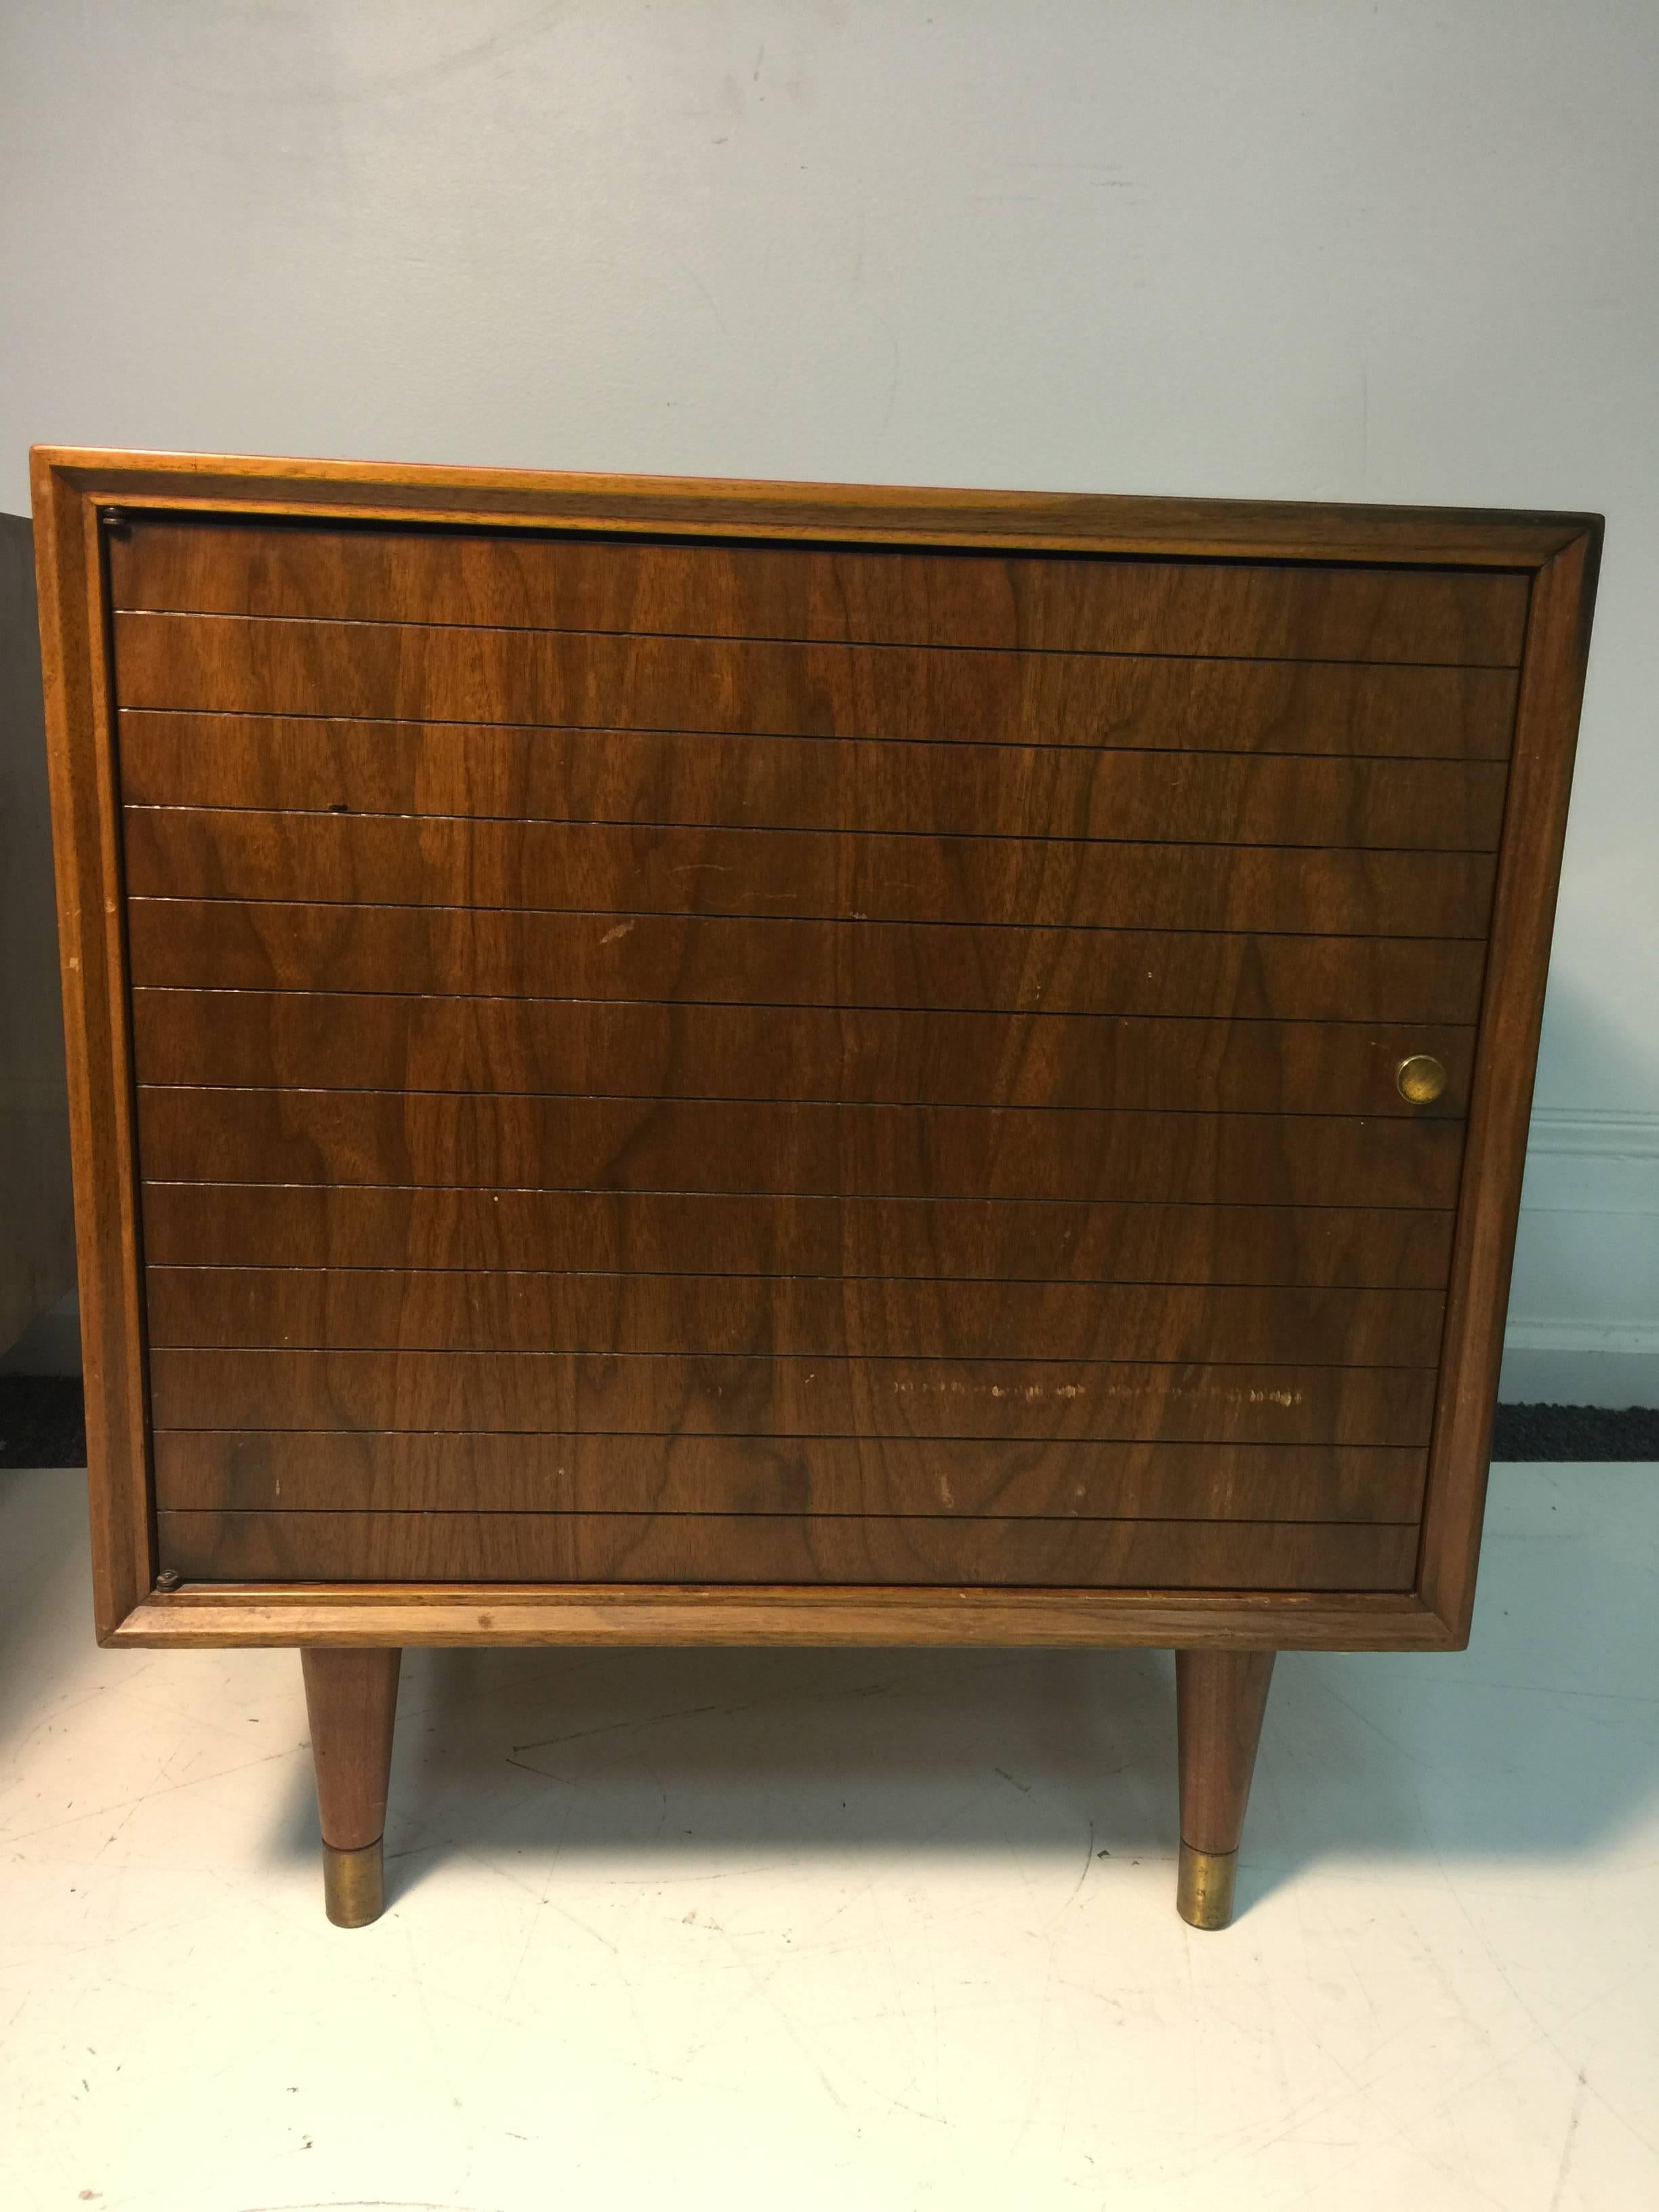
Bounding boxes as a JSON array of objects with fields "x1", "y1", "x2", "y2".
[{"x1": 33, "y1": 449, "x2": 1598, "y2": 1928}]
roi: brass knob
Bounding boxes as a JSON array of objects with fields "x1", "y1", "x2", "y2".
[{"x1": 1397, "y1": 1054, "x2": 1448, "y2": 1105}]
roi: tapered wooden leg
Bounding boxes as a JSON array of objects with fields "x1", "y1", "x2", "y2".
[
  {"x1": 1175, "y1": 1650, "x2": 1275, "y2": 1930},
  {"x1": 300, "y1": 1647, "x2": 401, "y2": 1927}
]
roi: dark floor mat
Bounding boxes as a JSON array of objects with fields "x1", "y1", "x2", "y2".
[
  {"x1": 0, "y1": 1376, "x2": 87, "y2": 1469},
  {"x1": 1488, "y1": 1401, "x2": 1659, "y2": 1462}
]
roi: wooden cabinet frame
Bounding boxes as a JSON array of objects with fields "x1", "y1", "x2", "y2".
[{"x1": 32, "y1": 446, "x2": 1600, "y2": 1656}]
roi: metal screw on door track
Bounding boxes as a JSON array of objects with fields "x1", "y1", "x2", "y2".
[{"x1": 155, "y1": 1567, "x2": 182, "y2": 1592}]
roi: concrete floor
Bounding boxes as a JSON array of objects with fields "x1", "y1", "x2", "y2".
[{"x1": 2, "y1": 1463, "x2": 1656, "y2": 2212}]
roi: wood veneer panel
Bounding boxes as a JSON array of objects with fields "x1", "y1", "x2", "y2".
[
  {"x1": 134, "y1": 1090, "x2": 1468, "y2": 1207},
  {"x1": 55, "y1": 451, "x2": 1585, "y2": 569},
  {"x1": 117, "y1": 713, "x2": 1509, "y2": 850},
  {"x1": 152, "y1": 1428, "x2": 1428, "y2": 1522},
  {"x1": 140, "y1": 1185, "x2": 1458, "y2": 1289},
  {"x1": 121, "y1": 809, "x2": 1498, "y2": 937},
  {"x1": 1176, "y1": 1647, "x2": 1276, "y2": 1861},
  {"x1": 1418, "y1": 531, "x2": 1601, "y2": 1636},
  {"x1": 130, "y1": 992, "x2": 1473, "y2": 1118},
  {"x1": 125, "y1": 902, "x2": 1492, "y2": 1024},
  {"x1": 112, "y1": 629, "x2": 1521, "y2": 760},
  {"x1": 147, "y1": 1347, "x2": 1437, "y2": 1444},
  {"x1": 31, "y1": 446, "x2": 1601, "y2": 1653},
  {"x1": 154, "y1": 1508, "x2": 1420, "y2": 1589},
  {"x1": 28, "y1": 455, "x2": 154, "y2": 1633},
  {"x1": 144, "y1": 1267, "x2": 1446, "y2": 1368},
  {"x1": 301, "y1": 1645, "x2": 400, "y2": 1858},
  {"x1": 113, "y1": 613, "x2": 1525, "y2": 764},
  {"x1": 104, "y1": 1584, "x2": 1451, "y2": 1654},
  {"x1": 110, "y1": 522, "x2": 1530, "y2": 665},
  {"x1": 102, "y1": 1584, "x2": 1452, "y2": 1652}
]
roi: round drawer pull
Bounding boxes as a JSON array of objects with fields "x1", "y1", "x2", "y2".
[{"x1": 1397, "y1": 1053, "x2": 1448, "y2": 1105}]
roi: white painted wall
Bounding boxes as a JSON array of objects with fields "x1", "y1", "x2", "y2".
[{"x1": 2, "y1": 1, "x2": 1656, "y2": 1395}]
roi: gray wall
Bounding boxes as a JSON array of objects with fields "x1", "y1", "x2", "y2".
[{"x1": 1, "y1": 1, "x2": 1655, "y2": 1395}]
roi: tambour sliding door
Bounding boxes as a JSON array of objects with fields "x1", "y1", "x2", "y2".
[{"x1": 109, "y1": 518, "x2": 1510, "y2": 1593}]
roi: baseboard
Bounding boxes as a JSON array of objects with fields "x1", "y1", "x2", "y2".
[
  {"x1": 1497, "y1": 1345, "x2": 1659, "y2": 1410},
  {"x1": 1504, "y1": 1109, "x2": 1659, "y2": 1408},
  {"x1": 1516, "y1": 1109, "x2": 1659, "y2": 1208}
]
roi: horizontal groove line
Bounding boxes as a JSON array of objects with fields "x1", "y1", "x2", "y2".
[
  {"x1": 135, "y1": 1586, "x2": 1431, "y2": 1607},
  {"x1": 155, "y1": 1507, "x2": 1423, "y2": 1526},
  {"x1": 129, "y1": 985, "x2": 1479, "y2": 1031},
  {"x1": 119, "y1": 800, "x2": 1500, "y2": 861},
  {"x1": 152, "y1": 1442, "x2": 1433, "y2": 1460},
  {"x1": 147, "y1": 1281, "x2": 1450, "y2": 1294},
  {"x1": 139, "y1": 1180, "x2": 1460, "y2": 1214},
  {"x1": 135, "y1": 1083, "x2": 1469, "y2": 1122},
  {"x1": 115, "y1": 606, "x2": 1523, "y2": 672},
  {"x1": 150, "y1": 1426, "x2": 1425, "y2": 1454},
  {"x1": 115, "y1": 704, "x2": 1516, "y2": 769},
  {"x1": 127, "y1": 984, "x2": 1487, "y2": 1023},
  {"x1": 156, "y1": 1451, "x2": 1442, "y2": 1469},
  {"x1": 144, "y1": 1190, "x2": 1458, "y2": 1207},
  {"x1": 142, "y1": 1263, "x2": 1448, "y2": 1290},
  {"x1": 119, "y1": 894, "x2": 1494, "y2": 945},
  {"x1": 118, "y1": 796, "x2": 1502, "y2": 857},
  {"x1": 119, "y1": 899, "x2": 1486, "y2": 945},
  {"x1": 152, "y1": 1428, "x2": 1431, "y2": 1448},
  {"x1": 152, "y1": 1349, "x2": 1437, "y2": 1373},
  {"x1": 148, "y1": 1343, "x2": 1443, "y2": 1369},
  {"x1": 115, "y1": 537, "x2": 1525, "y2": 577}
]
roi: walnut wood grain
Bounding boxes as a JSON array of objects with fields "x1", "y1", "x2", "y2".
[
  {"x1": 300, "y1": 1646, "x2": 400, "y2": 1851},
  {"x1": 144, "y1": 1267, "x2": 1446, "y2": 1368},
  {"x1": 134, "y1": 1089, "x2": 1468, "y2": 1207},
  {"x1": 153, "y1": 1428, "x2": 1427, "y2": 1522},
  {"x1": 157, "y1": 1509, "x2": 1420, "y2": 1591},
  {"x1": 146, "y1": 1346, "x2": 1436, "y2": 1445},
  {"x1": 49, "y1": 447, "x2": 1589, "y2": 568},
  {"x1": 1418, "y1": 531, "x2": 1601, "y2": 1638},
  {"x1": 129, "y1": 991, "x2": 1473, "y2": 1118},
  {"x1": 1176, "y1": 1648, "x2": 1277, "y2": 1853},
  {"x1": 111, "y1": 1586, "x2": 1454, "y2": 1654},
  {"x1": 32, "y1": 447, "x2": 1599, "y2": 1653},
  {"x1": 125, "y1": 901, "x2": 1490, "y2": 1023},
  {"x1": 117, "y1": 711, "x2": 1509, "y2": 848},
  {"x1": 114, "y1": 1584, "x2": 1451, "y2": 1654},
  {"x1": 114, "y1": 625, "x2": 1521, "y2": 760},
  {"x1": 110, "y1": 522, "x2": 1530, "y2": 663},
  {"x1": 139, "y1": 1185, "x2": 1456, "y2": 1290},
  {"x1": 122, "y1": 808, "x2": 1498, "y2": 938},
  {"x1": 29, "y1": 455, "x2": 154, "y2": 1633}
]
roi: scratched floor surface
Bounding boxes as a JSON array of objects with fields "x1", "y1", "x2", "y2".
[{"x1": 1, "y1": 1462, "x2": 1656, "y2": 2212}]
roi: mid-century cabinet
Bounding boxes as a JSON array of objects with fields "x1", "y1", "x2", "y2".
[{"x1": 33, "y1": 449, "x2": 1599, "y2": 1928}]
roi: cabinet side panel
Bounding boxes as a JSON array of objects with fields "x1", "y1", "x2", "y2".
[
  {"x1": 30, "y1": 462, "x2": 151, "y2": 1634},
  {"x1": 1418, "y1": 531, "x2": 1601, "y2": 1638}
]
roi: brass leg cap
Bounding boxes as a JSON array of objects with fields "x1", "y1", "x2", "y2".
[
  {"x1": 322, "y1": 1838, "x2": 385, "y2": 1928},
  {"x1": 1177, "y1": 1842, "x2": 1238, "y2": 1930}
]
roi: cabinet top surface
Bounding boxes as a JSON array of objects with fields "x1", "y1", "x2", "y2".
[{"x1": 30, "y1": 445, "x2": 1601, "y2": 568}]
